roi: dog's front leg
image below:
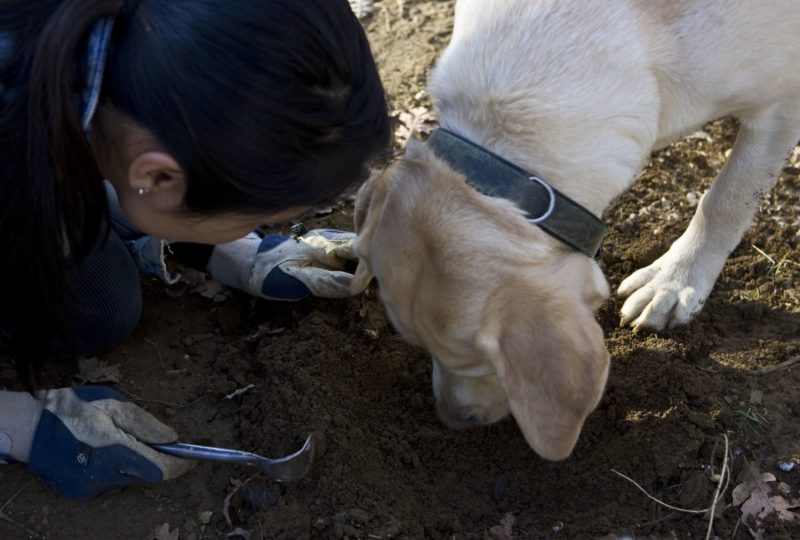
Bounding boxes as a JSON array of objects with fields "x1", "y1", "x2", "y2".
[{"x1": 618, "y1": 107, "x2": 800, "y2": 331}]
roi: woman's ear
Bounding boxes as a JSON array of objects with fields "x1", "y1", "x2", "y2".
[{"x1": 128, "y1": 151, "x2": 186, "y2": 211}]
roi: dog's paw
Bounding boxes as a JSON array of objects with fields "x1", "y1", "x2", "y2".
[{"x1": 617, "y1": 253, "x2": 716, "y2": 331}]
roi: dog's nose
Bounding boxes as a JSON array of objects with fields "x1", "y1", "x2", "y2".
[{"x1": 436, "y1": 401, "x2": 475, "y2": 430}]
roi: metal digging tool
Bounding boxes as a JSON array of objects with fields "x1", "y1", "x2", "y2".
[{"x1": 151, "y1": 433, "x2": 315, "y2": 482}]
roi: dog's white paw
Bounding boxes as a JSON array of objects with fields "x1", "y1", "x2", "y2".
[{"x1": 617, "y1": 250, "x2": 717, "y2": 331}]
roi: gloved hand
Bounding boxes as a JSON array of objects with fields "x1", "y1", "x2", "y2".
[
  {"x1": 0, "y1": 387, "x2": 194, "y2": 499},
  {"x1": 207, "y1": 229, "x2": 358, "y2": 301}
]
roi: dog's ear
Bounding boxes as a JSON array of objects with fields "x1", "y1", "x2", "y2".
[
  {"x1": 475, "y1": 280, "x2": 609, "y2": 460},
  {"x1": 351, "y1": 170, "x2": 391, "y2": 294},
  {"x1": 351, "y1": 255, "x2": 375, "y2": 295}
]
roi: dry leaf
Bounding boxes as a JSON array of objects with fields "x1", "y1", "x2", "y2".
[
  {"x1": 77, "y1": 357, "x2": 121, "y2": 384},
  {"x1": 172, "y1": 269, "x2": 231, "y2": 303},
  {"x1": 192, "y1": 279, "x2": 231, "y2": 303},
  {"x1": 733, "y1": 466, "x2": 798, "y2": 523},
  {"x1": 394, "y1": 106, "x2": 437, "y2": 142},
  {"x1": 732, "y1": 471, "x2": 775, "y2": 506},
  {"x1": 348, "y1": 0, "x2": 375, "y2": 19},
  {"x1": 247, "y1": 325, "x2": 285, "y2": 342},
  {"x1": 178, "y1": 268, "x2": 206, "y2": 288},
  {"x1": 771, "y1": 496, "x2": 799, "y2": 521},
  {"x1": 485, "y1": 512, "x2": 515, "y2": 540},
  {"x1": 150, "y1": 522, "x2": 180, "y2": 540}
]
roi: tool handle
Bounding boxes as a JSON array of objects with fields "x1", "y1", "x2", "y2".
[{"x1": 151, "y1": 442, "x2": 259, "y2": 466}]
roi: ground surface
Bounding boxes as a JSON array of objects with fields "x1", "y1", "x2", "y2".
[{"x1": 1, "y1": 1, "x2": 799, "y2": 538}]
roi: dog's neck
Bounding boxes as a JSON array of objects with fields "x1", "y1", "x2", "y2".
[
  {"x1": 435, "y1": 118, "x2": 650, "y2": 218},
  {"x1": 428, "y1": 2, "x2": 662, "y2": 217},
  {"x1": 426, "y1": 128, "x2": 606, "y2": 258}
]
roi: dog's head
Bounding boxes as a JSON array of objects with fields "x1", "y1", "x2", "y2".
[{"x1": 352, "y1": 140, "x2": 610, "y2": 460}]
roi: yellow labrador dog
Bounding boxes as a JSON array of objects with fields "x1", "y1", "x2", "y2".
[{"x1": 352, "y1": 0, "x2": 800, "y2": 460}]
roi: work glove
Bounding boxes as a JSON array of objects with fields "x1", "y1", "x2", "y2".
[
  {"x1": 207, "y1": 229, "x2": 358, "y2": 301},
  {"x1": 0, "y1": 387, "x2": 194, "y2": 499}
]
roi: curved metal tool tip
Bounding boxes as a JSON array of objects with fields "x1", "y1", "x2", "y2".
[
  {"x1": 151, "y1": 433, "x2": 317, "y2": 482},
  {"x1": 267, "y1": 433, "x2": 316, "y2": 482}
]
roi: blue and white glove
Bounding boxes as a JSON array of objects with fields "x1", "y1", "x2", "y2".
[
  {"x1": 207, "y1": 229, "x2": 358, "y2": 301},
  {"x1": 0, "y1": 387, "x2": 194, "y2": 499}
]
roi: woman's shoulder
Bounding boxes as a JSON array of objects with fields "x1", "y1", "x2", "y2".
[
  {"x1": 1, "y1": 32, "x2": 15, "y2": 108},
  {"x1": 0, "y1": 32, "x2": 12, "y2": 63}
]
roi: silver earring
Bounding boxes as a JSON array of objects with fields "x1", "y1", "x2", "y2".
[{"x1": 137, "y1": 188, "x2": 148, "y2": 196}]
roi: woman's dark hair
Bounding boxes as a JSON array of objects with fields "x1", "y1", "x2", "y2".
[{"x1": 0, "y1": 0, "x2": 391, "y2": 389}]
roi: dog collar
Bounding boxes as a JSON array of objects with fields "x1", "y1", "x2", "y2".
[{"x1": 427, "y1": 128, "x2": 606, "y2": 258}]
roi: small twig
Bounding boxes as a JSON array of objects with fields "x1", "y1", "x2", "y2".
[
  {"x1": 383, "y1": 0, "x2": 392, "y2": 32},
  {"x1": 222, "y1": 473, "x2": 260, "y2": 527},
  {"x1": 611, "y1": 469, "x2": 709, "y2": 514},
  {"x1": 624, "y1": 511, "x2": 679, "y2": 531},
  {"x1": 755, "y1": 355, "x2": 800, "y2": 375},
  {"x1": 123, "y1": 389, "x2": 210, "y2": 409},
  {"x1": 0, "y1": 514, "x2": 45, "y2": 540},
  {"x1": 612, "y1": 434, "x2": 732, "y2": 540},
  {"x1": 0, "y1": 483, "x2": 45, "y2": 540},
  {"x1": 0, "y1": 483, "x2": 27, "y2": 514},
  {"x1": 705, "y1": 434, "x2": 730, "y2": 540},
  {"x1": 751, "y1": 244, "x2": 775, "y2": 265},
  {"x1": 145, "y1": 338, "x2": 166, "y2": 369},
  {"x1": 733, "y1": 406, "x2": 767, "y2": 427},
  {"x1": 225, "y1": 384, "x2": 255, "y2": 400},
  {"x1": 731, "y1": 516, "x2": 742, "y2": 539}
]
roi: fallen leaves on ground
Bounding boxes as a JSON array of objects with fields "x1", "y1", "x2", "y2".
[
  {"x1": 348, "y1": 0, "x2": 375, "y2": 19},
  {"x1": 485, "y1": 512, "x2": 515, "y2": 540},
  {"x1": 150, "y1": 522, "x2": 180, "y2": 540},
  {"x1": 394, "y1": 106, "x2": 437, "y2": 143},
  {"x1": 732, "y1": 464, "x2": 799, "y2": 526},
  {"x1": 168, "y1": 268, "x2": 232, "y2": 303}
]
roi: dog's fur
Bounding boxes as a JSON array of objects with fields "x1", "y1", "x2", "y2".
[{"x1": 352, "y1": 0, "x2": 800, "y2": 460}]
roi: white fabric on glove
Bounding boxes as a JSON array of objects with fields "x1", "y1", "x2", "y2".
[
  {"x1": 39, "y1": 388, "x2": 193, "y2": 480},
  {"x1": 208, "y1": 229, "x2": 358, "y2": 300},
  {"x1": 0, "y1": 390, "x2": 43, "y2": 462}
]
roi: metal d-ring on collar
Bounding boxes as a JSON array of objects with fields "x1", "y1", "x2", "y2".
[
  {"x1": 426, "y1": 128, "x2": 606, "y2": 258},
  {"x1": 526, "y1": 175, "x2": 555, "y2": 224}
]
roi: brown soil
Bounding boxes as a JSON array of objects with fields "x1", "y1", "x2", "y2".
[{"x1": 1, "y1": 1, "x2": 799, "y2": 538}]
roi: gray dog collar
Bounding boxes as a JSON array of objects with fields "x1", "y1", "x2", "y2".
[{"x1": 427, "y1": 128, "x2": 606, "y2": 258}]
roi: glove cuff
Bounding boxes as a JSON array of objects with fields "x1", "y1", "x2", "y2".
[
  {"x1": 206, "y1": 233, "x2": 263, "y2": 291},
  {"x1": 0, "y1": 390, "x2": 45, "y2": 462}
]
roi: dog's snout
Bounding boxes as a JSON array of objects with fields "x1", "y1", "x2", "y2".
[{"x1": 436, "y1": 401, "x2": 476, "y2": 430}]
